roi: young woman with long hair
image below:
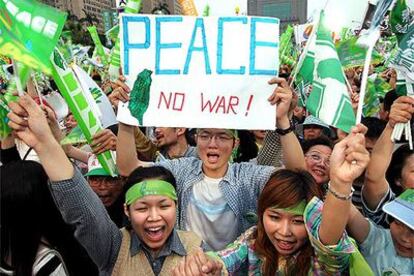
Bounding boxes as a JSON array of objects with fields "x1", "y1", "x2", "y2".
[{"x1": 172, "y1": 124, "x2": 371, "y2": 275}]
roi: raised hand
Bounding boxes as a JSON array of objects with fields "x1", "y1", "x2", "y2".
[
  {"x1": 329, "y1": 124, "x2": 370, "y2": 185},
  {"x1": 7, "y1": 95, "x2": 55, "y2": 151},
  {"x1": 267, "y1": 77, "x2": 293, "y2": 128},
  {"x1": 387, "y1": 96, "x2": 414, "y2": 128},
  {"x1": 91, "y1": 128, "x2": 117, "y2": 154},
  {"x1": 108, "y1": 75, "x2": 131, "y2": 107}
]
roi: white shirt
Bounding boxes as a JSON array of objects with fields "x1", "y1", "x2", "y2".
[{"x1": 185, "y1": 175, "x2": 238, "y2": 250}]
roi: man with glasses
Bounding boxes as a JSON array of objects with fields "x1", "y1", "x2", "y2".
[
  {"x1": 117, "y1": 77, "x2": 306, "y2": 250},
  {"x1": 85, "y1": 154, "x2": 126, "y2": 227}
]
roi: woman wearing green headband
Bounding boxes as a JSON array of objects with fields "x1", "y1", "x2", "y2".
[
  {"x1": 173, "y1": 125, "x2": 372, "y2": 275},
  {"x1": 5, "y1": 95, "x2": 207, "y2": 275},
  {"x1": 110, "y1": 166, "x2": 206, "y2": 275}
]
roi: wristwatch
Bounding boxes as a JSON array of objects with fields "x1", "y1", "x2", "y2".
[{"x1": 276, "y1": 122, "x2": 294, "y2": 136}]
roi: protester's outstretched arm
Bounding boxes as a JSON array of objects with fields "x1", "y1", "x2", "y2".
[
  {"x1": 267, "y1": 77, "x2": 305, "y2": 170},
  {"x1": 8, "y1": 95, "x2": 122, "y2": 271},
  {"x1": 7, "y1": 95, "x2": 73, "y2": 181},
  {"x1": 363, "y1": 96, "x2": 414, "y2": 209},
  {"x1": 319, "y1": 124, "x2": 370, "y2": 245},
  {"x1": 117, "y1": 123, "x2": 150, "y2": 176},
  {"x1": 256, "y1": 130, "x2": 283, "y2": 167},
  {"x1": 346, "y1": 204, "x2": 370, "y2": 244},
  {"x1": 134, "y1": 127, "x2": 158, "y2": 161}
]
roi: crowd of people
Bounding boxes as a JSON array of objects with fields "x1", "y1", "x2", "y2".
[
  {"x1": 1, "y1": 2, "x2": 414, "y2": 276},
  {"x1": 1, "y1": 60, "x2": 413, "y2": 275}
]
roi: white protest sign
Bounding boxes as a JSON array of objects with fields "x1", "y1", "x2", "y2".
[{"x1": 118, "y1": 15, "x2": 279, "y2": 130}]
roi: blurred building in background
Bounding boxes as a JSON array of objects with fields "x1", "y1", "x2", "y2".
[{"x1": 248, "y1": 0, "x2": 307, "y2": 29}]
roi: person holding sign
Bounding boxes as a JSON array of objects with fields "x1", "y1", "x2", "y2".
[
  {"x1": 170, "y1": 124, "x2": 371, "y2": 275},
  {"x1": 117, "y1": 77, "x2": 306, "y2": 251},
  {"x1": 6, "y1": 95, "x2": 206, "y2": 275}
]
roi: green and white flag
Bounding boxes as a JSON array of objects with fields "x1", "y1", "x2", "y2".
[
  {"x1": 306, "y1": 11, "x2": 356, "y2": 133},
  {"x1": 50, "y1": 48, "x2": 117, "y2": 176},
  {"x1": 109, "y1": 0, "x2": 141, "y2": 81},
  {"x1": 72, "y1": 64, "x2": 117, "y2": 128},
  {"x1": 390, "y1": 0, "x2": 413, "y2": 42},
  {"x1": 389, "y1": 14, "x2": 414, "y2": 82},
  {"x1": 0, "y1": 0, "x2": 66, "y2": 74}
]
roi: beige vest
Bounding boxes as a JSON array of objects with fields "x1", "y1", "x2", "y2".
[{"x1": 112, "y1": 228, "x2": 202, "y2": 276}]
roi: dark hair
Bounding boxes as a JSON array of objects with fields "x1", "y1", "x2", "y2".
[
  {"x1": 185, "y1": 128, "x2": 197, "y2": 147},
  {"x1": 124, "y1": 166, "x2": 176, "y2": 192},
  {"x1": 301, "y1": 135, "x2": 333, "y2": 154},
  {"x1": 0, "y1": 161, "x2": 97, "y2": 275},
  {"x1": 361, "y1": 117, "x2": 387, "y2": 139},
  {"x1": 254, "y1": 169, "x2": 323, "y2": 275},
  {"x1": 383, "y1": 90, "x2": 399, "y2": 113},
  {"x1": 233, "y1": 130, "x2": 259, "y2": 163},
  {"x1": 386, "y1": 144, "x2": 414, "y2": 195}
]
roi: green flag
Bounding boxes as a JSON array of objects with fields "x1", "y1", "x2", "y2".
[
  {"x1": 390, "y1": 0, "x2": 413, "y2": 42},
  {"x1": 363, "y1": 77, "x2": 392, "y2": 117},
  {"x1": 61, "y1": 125, "x2": 87, "y2": 145},
  {"x1": 87, "y1": 26, "x2": 108, "y2": 66},
  {"x1": 50, "y1": 48, "x2": 117, "y2": 176},
  {"x1": 306, "y1": 11, "x2": 356, "y2": 133},
  {"x1": 0, "y1": 0, "x2": 67, "y2": 74},
  {"x1": 336, "y1": 37, "x2": 383, "y2": 69},
  {"x1": 389, "y1": 23, "x2": 414, "y2": 81},
  {"x1": 109, "y1": 0, "x2": 141, "y2": 81}
]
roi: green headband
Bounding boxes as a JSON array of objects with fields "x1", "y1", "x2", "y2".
[
  {"x1": 125, "y1": 179, "x2": 177, "y2": 205},
  {"x1": 271, "y1": 200, "x2": 307, "y2": 216}
]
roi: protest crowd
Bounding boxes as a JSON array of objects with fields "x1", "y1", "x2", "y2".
[{"x1": 1, "y1": 0, "x2": 414, "y2": 275}]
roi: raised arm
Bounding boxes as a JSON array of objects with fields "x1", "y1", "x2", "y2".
[
  {"x1": 8, "y1": 95, "x2": 74, "y2": 180},
  {"x1": 8, "y1": 95, "x2": 121, "y2": 272},
  {"x1": 319, "y1": 124, "x2": 370, "y2": 245},
  {"x1": 116, "y1": 123, "x2": 151, "y2": 176},
  {"x1": 363, "y1": 96, "x2": 414, "y2": 209},
  {"x1": 266, "y1": 77, "x2": 306, "y2": 170}
]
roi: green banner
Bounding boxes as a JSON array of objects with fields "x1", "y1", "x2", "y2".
[
  {"x1": 336, "y1": 37, "x2": 383, "y2": 69},
  {"x1": 50, "y1": 48, "x2": 117, "y2": 176},
  {"x1": 0, "y1": 0, "x2": 67, "y2": 74},
  {"x1": 87, "y1": 26, "x2": 108, "y2": 66}
]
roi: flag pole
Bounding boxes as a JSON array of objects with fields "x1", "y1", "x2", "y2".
[
  {"x1": 289, "y1": 12, "x2": 320, "y2": 87},
  {"x1": 355, "y1": 29, "x2": 380, "y2": 124},
  {"x1": 12, "y1": 61, "x2": 24, "y2": 96}
]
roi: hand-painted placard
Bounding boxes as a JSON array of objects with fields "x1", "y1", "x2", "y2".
[{"x1": 118, "y1": 15, "x2": 279, "y2": 130}]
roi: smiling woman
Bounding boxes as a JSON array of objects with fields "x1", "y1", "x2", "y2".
[{"x1": 175, "y1": 169, "x2": 358, "y2": 275}]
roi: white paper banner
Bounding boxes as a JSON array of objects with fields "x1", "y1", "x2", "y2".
[{"x1": 118, "y1": 15, "x2": 279, "y2": 130}]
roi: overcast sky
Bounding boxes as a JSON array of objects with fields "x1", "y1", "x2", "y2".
[{"x1": 307, "y1": 0, "x2": 414, "y2": 29}]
